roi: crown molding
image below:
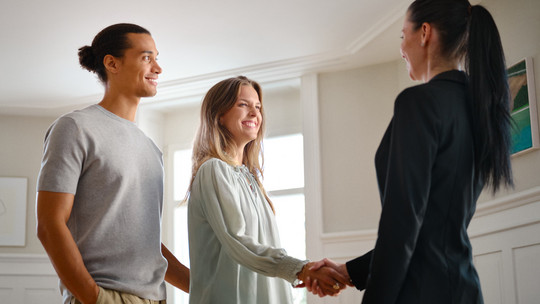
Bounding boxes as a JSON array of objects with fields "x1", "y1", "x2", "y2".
[
  {"x1": 2, "y1": 6, "x2": 406, "y2": 115},
  {"x1": 347, "y1": 0, "x2": 410, "y2": 54},
  {"x1": 140, "y1": 50, "x2": 350, "y2": 109},
  {"x1": 143, "y1": 3, "x2": 408, "y2": 109}
]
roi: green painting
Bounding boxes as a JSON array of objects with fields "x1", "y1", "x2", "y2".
[{"x1": 507, "y1": 58, "x2": 538, "y2": 155}]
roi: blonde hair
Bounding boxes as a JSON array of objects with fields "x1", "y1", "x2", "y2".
[{"x1": 188, "y1": 76, "x2": 274, "y2": 212}]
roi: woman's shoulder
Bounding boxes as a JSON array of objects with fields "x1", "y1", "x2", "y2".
[
  {"x1": 395, "y1": 84, "x2": 435, "y2": 110},
  {"x1": 197, "y1": 158, "x2": 222, "y2": 173},
  {"x1": 397, "y1": 70, "x2": 467, "y2": 103},
  {"x1": 197, "y1": 157, "x2": 240, "y2": 178},
  {"x1": 191, "y1": 158, "x2": 244, "y2": 196},
  {"x1": 392, "y1": 84, "x2": 449, "y2": 125},
  {"x1": 200, "y1": 157, "x2": 229, "y2": 170}
]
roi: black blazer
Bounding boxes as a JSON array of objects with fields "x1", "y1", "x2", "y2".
[{"x1": 346, "y1": 71, "x2": 484, "y2": 304}]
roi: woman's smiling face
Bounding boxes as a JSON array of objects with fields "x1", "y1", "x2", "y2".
[{"x1": 220, "y1": 85, "x2": 262, "y2": 148}]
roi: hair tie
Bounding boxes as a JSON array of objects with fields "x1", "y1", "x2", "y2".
[{"x1": 88, "y1": 45, "x2": 96, "y2": 56}]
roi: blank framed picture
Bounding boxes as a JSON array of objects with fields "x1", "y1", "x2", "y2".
[{"x1": 0, "y1": 177, "x2": 27, "y2": 246}]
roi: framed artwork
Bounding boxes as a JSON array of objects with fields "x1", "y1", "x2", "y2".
[
  {"x1": 508, "y1": 57, "x2": 539, "y2": 156},
  {"x1": 0, "y1": 177, "x2": 27, "y2": 246}
]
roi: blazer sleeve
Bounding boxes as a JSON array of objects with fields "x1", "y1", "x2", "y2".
[
  {"x1": 346, "y1": 249, "x2": 373, "y2": 290},
  {"x1": 195, "y1": 160, "x2": 307, "y2": 284},
  {"x1": 362, "y1": 88, "x2": 440, "y2": 303}
]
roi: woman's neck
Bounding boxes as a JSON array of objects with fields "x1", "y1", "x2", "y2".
[
  {"x1": 424, "y1": 57, "x2": 459, "y2": 82},
  {"x1": 228, "y1": 145, "x2": 245, "y2": 166}
]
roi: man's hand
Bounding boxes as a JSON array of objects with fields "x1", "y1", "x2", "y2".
[
  {"x1": 296, "y1": 259, "x2": 351, "y2": 296},
  {"x1": 303, "y1": 258, "x2": 352, "y2": 297}
]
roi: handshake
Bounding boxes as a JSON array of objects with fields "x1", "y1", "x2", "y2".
[{"x1": 296, "y1": 258, "x2": 354, "y2": 297}]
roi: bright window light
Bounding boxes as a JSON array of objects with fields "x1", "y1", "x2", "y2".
[
  {"x1": 173, "y1": 149, "x2": 192, "y2": 201},
  {"x1": 272, "y1": 193, "x2": 306, "y2": 304},
  {"x1": 173, "y1": 149, "x2": 192, "y2": 304},
  {"x1": 262, "y1": 134, "x2": 304, "y2": 191},
  {"x1": 173, "y1": 205, "x2": 190, "y2": 304}
]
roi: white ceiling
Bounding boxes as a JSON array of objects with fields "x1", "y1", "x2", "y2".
[{"x1": 0, "y1": 0, "x2": 410, "y2": 116}]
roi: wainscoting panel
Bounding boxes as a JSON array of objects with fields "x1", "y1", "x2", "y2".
[
  {"x1": 0, "y1": 288, "x2": 13, "y2": 301},
  {"x1": 312, "y1": 187, "x2": 540, "y2": 304},
  {"x1": 513, "y1": 243, "x2": 540, "y2": 304},
  {"x1": 24, "y1": 287, "x2": 61, "y2": 304},
  {"x1": 0, "y1": 254, "x2": 62, "y2": 304},
  {"x1": 474, "y1": 251, "x2": 504, "y2": 304},
  {"x1": 469, "y1": 188, "x2": 540, "y2": 304},
  {"x1": 310, "y1": 231, "x2": 376, "y2": 304}
]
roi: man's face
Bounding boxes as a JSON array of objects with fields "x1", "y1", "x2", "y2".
[{"x1": 114, "y1": 33, "x2": 162, "y2": 98}]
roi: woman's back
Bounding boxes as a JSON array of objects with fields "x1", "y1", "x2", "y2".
[{"x1": 369, "y1": 70, "x2": 483, "y2": 303}]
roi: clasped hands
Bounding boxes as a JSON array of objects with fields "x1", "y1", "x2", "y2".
[{"x1": 296, "y1": 258, "x2": 353, "y2": 297}]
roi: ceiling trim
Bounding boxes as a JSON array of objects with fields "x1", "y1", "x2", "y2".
[
  {"x1": 143, "y1": 50, "x2": 349, "y2": 106},
  {"x1": 143, "y1": 4, "x2": 407, "y2": 109},
  {"x1": 347, "y1": 0, "x2": 410, "y2": 53},
  {"x1": 2, "y1": 5, "x2": 406, "y2": 115}
]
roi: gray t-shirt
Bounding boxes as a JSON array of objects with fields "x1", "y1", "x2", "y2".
[{"x1": 37, "y1": 105, "x2": 167, "y2": 303}]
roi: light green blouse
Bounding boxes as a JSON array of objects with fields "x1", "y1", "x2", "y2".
[{"x1": 188, "y1": 158, "x2": 307, "y2": 304}]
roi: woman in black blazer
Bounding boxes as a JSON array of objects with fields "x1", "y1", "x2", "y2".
[{"x1": 306, "y1": 0, "x2": 513, "y2": 303}]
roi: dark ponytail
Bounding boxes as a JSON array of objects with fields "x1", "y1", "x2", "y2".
[
  {"x1": 78, "y1": 23, "x2": 150, "y2": 84},
  {"x1": 466, "y1": 5, "x2": 513, "y2": 193},
  {"x1": 408, "y1": 0, "x2": 513, "y2": 193}
]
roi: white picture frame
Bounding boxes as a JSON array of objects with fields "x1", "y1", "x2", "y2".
[{"x1": 0, "y1": 177, "x2": 28, "y2": 246}]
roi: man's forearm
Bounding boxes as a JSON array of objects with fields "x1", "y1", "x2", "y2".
[
  {"x1": 161, "y1": 244, "x2": 190, "y2": 293},
  {"x1": 37, "y1": 190, "x2": 100, "y2": 304},
  {"x1": 38, "y1": 222, "x2": 99, "y2": 303}
]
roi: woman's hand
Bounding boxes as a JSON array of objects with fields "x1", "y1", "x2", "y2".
[{"x1": 296, "y1": 259, "x2": 351, "y2": 296}]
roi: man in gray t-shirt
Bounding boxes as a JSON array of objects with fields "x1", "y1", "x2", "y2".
[{"x1": 36, "y1": 23, "x2": 189, "y2": 304}]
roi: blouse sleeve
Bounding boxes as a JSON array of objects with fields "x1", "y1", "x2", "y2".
[
  {"x1": 362, "y1": 88, "x2": 440, "y2": 303},
  {"x1": 194, "y1": 159, "x2": 307, "y2": 284}
]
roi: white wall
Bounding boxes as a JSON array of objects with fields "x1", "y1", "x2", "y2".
[
  {"x1": 162, "y1": 105, "x2": 200, "y2": 151},
  {"x1": 137, "y1": 108, "x2": 166, "y2": 150},
  {"x1": 318, "y1": 61, "x2": 400, "y2": 232}
]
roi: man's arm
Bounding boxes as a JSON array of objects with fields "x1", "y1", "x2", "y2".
[
  {"x1": 161, "y1": 244, "x2": 190, "y2": 293},
  {"x1": 36, "y1": 191, "x2": 99, "y2": 304}
]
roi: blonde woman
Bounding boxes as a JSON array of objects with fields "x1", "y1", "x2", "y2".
[{"x1": 186, "y1": 76, "x2": 350, "y2": 303}]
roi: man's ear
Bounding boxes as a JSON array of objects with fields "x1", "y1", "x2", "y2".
[{"x1": 103, "y1": 54, "x2": 120, "y2": 74}]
